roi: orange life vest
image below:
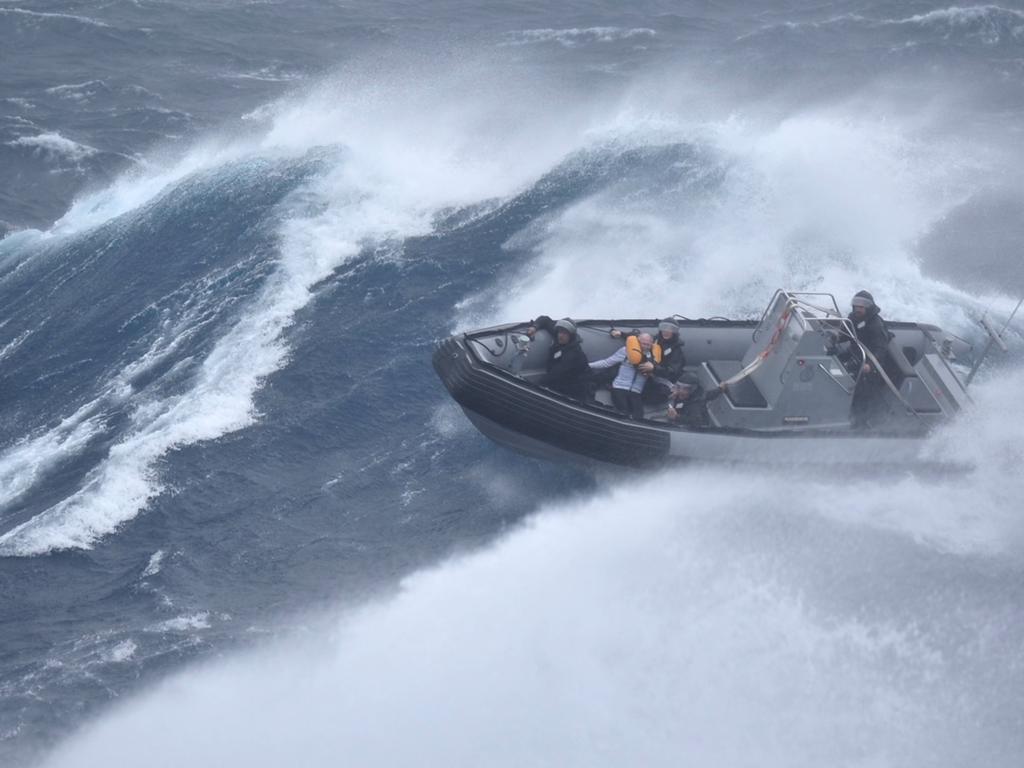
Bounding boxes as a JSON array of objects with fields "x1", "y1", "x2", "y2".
[{"x1": 625, "y1": 335, "x2": 662, "y2": 366}]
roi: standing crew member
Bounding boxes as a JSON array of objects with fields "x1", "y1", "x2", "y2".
[{"x1": 841, "y1": 290, "x2": 892, "y2": 428}]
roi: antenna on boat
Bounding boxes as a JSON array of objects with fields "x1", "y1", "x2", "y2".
[{"x1": 965, "y1": 296, "x2": 1023, "y2": 386}]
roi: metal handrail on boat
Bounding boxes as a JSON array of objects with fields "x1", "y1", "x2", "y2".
[
  {"x1": 753, "y1": 290, "x2": 839, "y2": 341},
  {"x1": 786, "y1": 291, "x2": 842, "y2": 317},
  {"x1": 728, "y1": 289, "x2": 925, "y2": 419}
]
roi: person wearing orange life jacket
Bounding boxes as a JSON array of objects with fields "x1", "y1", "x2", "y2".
[{"x1": 589, "y1": 331, "x2": 658, "y2": 420}]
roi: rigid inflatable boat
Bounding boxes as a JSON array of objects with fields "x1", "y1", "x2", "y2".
[{"x1": 433, "y1": 290, "x2": 976, "y2": 467}]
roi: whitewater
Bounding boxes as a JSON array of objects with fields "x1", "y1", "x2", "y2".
[{"x1": 2, "y1": 2, "x2": 1023, "y2": 766}]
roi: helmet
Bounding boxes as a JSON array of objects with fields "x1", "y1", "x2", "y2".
[
  {"x1": 851, "y1": 290, "x2": 875, "y2": 310},
  {"x1": 554, "y1": 318, "x2": 577, "y2": 336},
  {"x1": 677, "y1": 373, "x2": 700, "y2": 390}
]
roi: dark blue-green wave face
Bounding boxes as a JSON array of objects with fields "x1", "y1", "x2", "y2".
[{"x1": 2, "y1": 3, "x2": 1024, "y2": 766}]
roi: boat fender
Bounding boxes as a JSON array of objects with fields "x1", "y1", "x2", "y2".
[{"x1": 626, "y1": 335, "x2": 663, "y2": 365}]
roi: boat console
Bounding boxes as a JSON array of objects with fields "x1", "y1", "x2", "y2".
[{"x1": 700, "y1": 291, "x2": 971, "y2": 432}]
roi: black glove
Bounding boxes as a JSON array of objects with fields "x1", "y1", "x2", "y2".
[{"x1": 823, "y1": 331, "x2": 839, "y2": 356}]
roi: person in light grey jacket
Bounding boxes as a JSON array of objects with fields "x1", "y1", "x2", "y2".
[{"x1": 589, "y1": 332, "x2": 655, "y2": 420}]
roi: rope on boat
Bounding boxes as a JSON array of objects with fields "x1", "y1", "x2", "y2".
[
  {"x1": 719, "y1": 300, "x2": 796, "y2": 387},
  {"x1": 718, "y1": 296, "x2": 923, "y2": 419}
]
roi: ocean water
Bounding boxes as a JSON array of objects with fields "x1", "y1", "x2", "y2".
[{"x1": 2, "y1": 2, "x2": 1024, "y2": 766}]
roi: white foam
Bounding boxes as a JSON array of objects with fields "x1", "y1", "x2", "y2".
[
  {"x1": 49, "y1": 139, "x2": 258, "y2": 236},
  {"x1": 428, "y1": 402, "x2": 471, "y2": 439},
  {"x1": 0, "y1": 321, "x2": 284, "y2": 553},
  {"x1": 49, "y1": 53, "x2": 605, "y2": 239},
  {"x1": 102, "y1": 640, "x2": 137, "y2": 664},
  {"x1": 227, "y1": 68, "x2": 305, "y2": 83},
  {"x1": 6, "y1": 132, "x2": 98, "y2": 162},
  {"x1": 887, "y1": 6, "x2": 1024, "y2": 46},
  {"x1": 44, "y1": 81, "x2": 103, "y2": 94},
  {"x1": 740, "y1": 6, "x2": 1024, "y2": 44},
  {"x1": 43, "y1": 81, "x2": 108, "y2": 103},
  {"x1": 735, "y1": 15, "x2": 869, "y2": 41},
  {"x1": 0, "y1": 401, "x2": 107, "y2": 512},
  {"x1": 0, "y1": 8, "x2": 110, "y2": 27},
  {"x1": 507, "y1": 27, "x2": 656, "y2": 47},
  {"x1": 152, "y1": 613, "x2": 211, "y2": 633},
  {"x1": 0, "y1": 329, "x2": 30, "y2": 361},
  {"x1": 898, "y1": 5, "x2": 1024, "y2": 28},
  {"x1": 0, "y1": 264, "x2": 255, "y2": 536},
  {"x1": 3, "y1": 96, "x2": 35, "y2": 109},
  {"x1": 466, "y1": 111, "x2": 992, "y2": 330},
  {"x1": 141, "y1": 550, "x2": 165, "y2": 578},
  {"x1": 39, "y1": 460, "x2": 1024, "y2": 767}
]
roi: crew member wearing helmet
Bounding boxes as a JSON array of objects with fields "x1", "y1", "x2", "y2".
[
  {"x1": 848, "y1": 291, "x2": 890, "y2": 367},
  {"x1": 525, "y1": 315, "x2": 590, "y2": 400},
  {"x1": 844, "y1": 290, "x2": 893, "y2": 427},
  {"x1": 666, "y1": 374, "x2": 726, "y2": 427},
  {"x1": 646, "y1": 319, "x2": 687, "y2": 403}
]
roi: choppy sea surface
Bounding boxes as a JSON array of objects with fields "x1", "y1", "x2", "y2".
[{"x1": 2, "y1": 2, "x2": 1024, "y2": 766}]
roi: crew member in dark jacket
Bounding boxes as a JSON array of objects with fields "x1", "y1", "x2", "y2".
[
  {"x1": 848, "y1": 291, "x2": 890, "y2": 366},
  {"x1": 843, "y1": 290, "x2": 892, "y2": 428},
  {"x1": 526, "y1": 315, "x2": 590, "y2": 400},
  {"x1": 665, "y1": 374, "x2": 725, "y2": 427},
  {"x1": 646, "y1": 319, "x2": 686, "y2": 403}
]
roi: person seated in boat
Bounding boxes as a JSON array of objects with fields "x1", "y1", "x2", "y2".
[
  {"x1": 645, "y1": 319, "x2": 686, "y2": 404},
  {"x1": 665, "y1": 374, "x2": 726, "y2": 427},
  {"x1": 525, "y1": 315, "x2": 590, "y2": 400},
  {"x1": 588, "y1": 332, "x2": 657, "y2": 420},
  {"x1": 832, "y1": 291, "x2": 893, "y2": 428}
]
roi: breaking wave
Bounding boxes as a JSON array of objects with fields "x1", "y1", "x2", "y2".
[
  {"x1": 5, "y1": 132, "x2": 99, "y2": 163},
  {"x1": 0, "y1": 61, "x2": 607, "y2": 556}
]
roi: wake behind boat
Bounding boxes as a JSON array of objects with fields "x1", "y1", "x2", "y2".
[{"x1": 433, "y1": 290, "x2": 978, "y2": 467}]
